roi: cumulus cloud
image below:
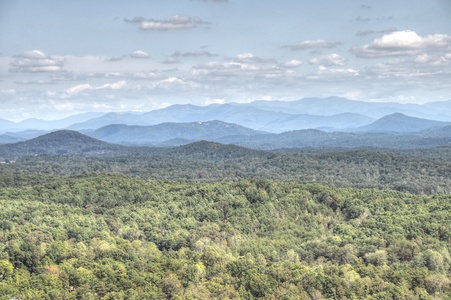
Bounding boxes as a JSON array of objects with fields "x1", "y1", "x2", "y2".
[
  {"x1": 9, "y1": 50, "x2": 64, "y2": 73},
  {"x1": 309, "y1": 54, "x2": 346, "y2": 66},
  {"x1": 351, "y1": 30, "x2": 451, "y2": 58},
  {"x1": 282, "y1": 40, "x2": 342, "y2": 51},
  {"x1": 125, "y1": 15, "x2": 207, "y2": 31},
  {"x1": 131, "y1": 50, "x2": 150, "y2": 58}
]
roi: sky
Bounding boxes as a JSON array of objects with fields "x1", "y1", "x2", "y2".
[{"x1": 1, "y1": 0, "x2": 451, "y2": 121}]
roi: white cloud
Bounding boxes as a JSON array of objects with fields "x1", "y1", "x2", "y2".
[
  {"x1": 171, "y1": 50, "x2": 218, "y2": 58},
  {"x1": 153, "y1": 77, "x2": 199, "y2": 90},
  {"x1": 131, "y1": 50, "x2": 150, "y2": 58},
  {"x1": 125, "y1": 15, "x2": 207, "y2": 31},
  {"x1": 366, "y1": 54, "x2": 450, "y2": 79},
  {"x1": 0, "y1": 89, "x2": 16, "y2": 97},
  {"x1": 202, "y1": 98, "x2": 226, "y2": 105},
  {"x1": 100, "y1": 80, "x2": 127, "y2": 90},
  {"x1": 132, "y1": 72, "x2": 162, "y2": 80},
  {"x1": 307, "y1": 66, "x2": 359, "y2": 80},
  {"x1": 279, "y1": 60, "x2": 303, "y2": 68},
  {"x1": 65, "y1": 80, "x2": 127, "y2": 96},
  {"x1": 66, "y1": 83, "x2": 93, "y2": 95},
  {"x1": 309, "y1": 54, "x2": 346, "y2": 66},
  {"x1": 9, "y1": 50, "x2": 64, "y2": 73},
  {"x1": 282, "y1": 40, "x2": 342, "y2": 51},
  {"x1": 351, "y1": 30, "x2": 451, "y2": 58},
  {"x1": 235, "y1": 53, "x2": 276, "y2": 64}
]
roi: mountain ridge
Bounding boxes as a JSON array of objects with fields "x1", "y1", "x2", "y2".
[{"x1": 0, "y1": 130, "x2": 126, "y2": 160}]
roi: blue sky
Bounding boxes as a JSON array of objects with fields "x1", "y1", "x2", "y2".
[{"x1": 1, "y1": 0, "x2": 451, "y2": 120}]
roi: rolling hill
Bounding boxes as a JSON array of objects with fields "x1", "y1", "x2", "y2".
[{"x1": 0, "y1": 130, "x2": 127, "y2": 160}]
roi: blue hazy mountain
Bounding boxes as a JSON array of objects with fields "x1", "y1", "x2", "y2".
[
  {"x1": 69, "y1": 103, "x2": 374, "y2": 132},
  {"x1": 2, "y1": 97, "x2": 451, "y2": 133},
  {"x1": 0, "y1": 112, "x2": 106, "y2": 132},
  {"x1": 351, "y1": 113, "x2": 451, "y2": 133},
  {"x1": 89, "y1": 120, "x2": 267, "y2": 145}
]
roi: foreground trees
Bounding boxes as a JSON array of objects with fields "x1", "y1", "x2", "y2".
[{"x1": 0, "y1": 176, "x2": 450, "y2": 299}]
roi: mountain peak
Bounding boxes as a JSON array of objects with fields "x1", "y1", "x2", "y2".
[
  {"x1": 355, "y1": 113, "x2": 449, "y2": 133},
  {"x1": 0, "y1": 130, "x2": 124, "y2": 159}
]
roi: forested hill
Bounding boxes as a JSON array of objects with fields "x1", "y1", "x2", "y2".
[
  {"x1": 0, "y1": 177, "x2": 450, "y2": 298},
  {"x1": 0, "y1": 130, "x2": 127, "y2": 159}
]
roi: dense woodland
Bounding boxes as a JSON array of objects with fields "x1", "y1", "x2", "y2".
[{"x1": 0, "y1": 138, "x2": 451, "y2": 299}]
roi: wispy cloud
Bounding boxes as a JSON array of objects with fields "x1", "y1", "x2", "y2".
[
  {"x1": 66, "y1": 80, "x2": 127, "y2": 96},
  {"x1": 355, "y1": 27, "x2": 399, "y2": 37},
  {"x1": 282, "y1": 40, "x2": 342, "y2": 51},
  {"x1": 355, "y1": 16, "x2": 370, "y2": 22},
  {"x1": 307, "y1": 66, "x2": 359, "y2": 81},
  {"x1": 234, "y1": 53, "x2": 276, "y2": 64},
  {"x1": 171, "y1": 50, "x2": 218, "y2": 58},
  {"x1": 125, "y1": 15, "x2": 208, "y2": 31},
  {"x1": 309, "y1": 54, "x2": 346, "y2": 66}
]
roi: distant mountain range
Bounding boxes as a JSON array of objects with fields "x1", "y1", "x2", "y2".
[
  {"x1": 1, "y1": 123, "x2": 450, "y2": 161},
  {"x1": 68, "y1": 104, "x2": 374, "y2": 133},
  {"x1": 0, "y1": 112, "x2": 105, "y2": 133},
  {"x1": 0, "y1": 97, "x2": 450, "y2": 154},
  {"x1": 87, "y1": 120, "x2": 266, "y2": 145},
  {"x1": 2, "y1": 97, "x2": 451, "y2": 134},
  {"x1": 1, "y1": 112, "x2": 450, "y2": 152}
]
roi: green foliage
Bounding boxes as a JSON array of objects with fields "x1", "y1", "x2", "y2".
[{"x1": 0, "y1": 176, "x2": 450, "y2": 298}]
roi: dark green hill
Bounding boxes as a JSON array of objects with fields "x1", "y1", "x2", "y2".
[
  {"x1": 166, "y1": 140, "x2": 269, "y2": 160},
  {"x1": 0, "y1": 130, "x2": 126, "y2": 159}
]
